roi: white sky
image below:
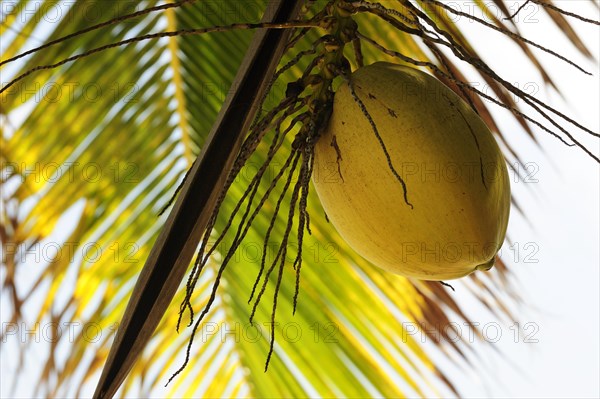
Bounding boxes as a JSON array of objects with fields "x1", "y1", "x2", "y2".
[{"x1": 435, "y1": 1, "x2": 600, "y2": 398}]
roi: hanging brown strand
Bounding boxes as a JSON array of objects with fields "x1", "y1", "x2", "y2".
[
  {"x1": 355, "y1": 33, "x2": 580, "y2": 148},
  {"x1": 252, "y1": 36, "x2": 329, "y2": 129},
  {"x1": 203, "y1": 117, "x2": 305, "y2": 283},
  {"x1": 422, "y1": 0, "x2": 592, "y2": 75},
  {"x1": 175, "y1": 99, "x2": 300, "y2": 329},
  {"x1": 354, "y1": 3, "x2": 421, "y2": 36},
  {"x1": 264, "y1": 151, "x2": 305, "y2": 371},
  {"x1": 177, "y1": 99, "x2": 306, "y2": 330},
  {"x1": 403, "y1": 1, "x2": 599, "y2": 140},
  {"x1": 531, "y1": 0, "x2": 600, "y2": 25},
  {"x1": 383, "y1": 2, "x2": 600, "y2": 162},
  {"x1": 177, "y1": 102, "x2": 307, "y2": 332},
  {"x1": 0, "y1": 0, "x2": 199, "y2": 67},
  {"x1": 352, "y1": 37, "x2": 365, "y2": 68},
  {"x1": 201, "y1": 101, "x2": 306, "y2": 265},
  {"x1": 285, "y1": 3, "x2": 333, "y2": 51},
  {"x1": 158, "y1": 158, "x2": 196, "y2": 216},
  {"x1": 425, "y1": 40, "x2": 479, "y2": 113},
  {"x1": 358, "y1": 33, "x2": 599, "y2": 165},
  {"x1": 352, "y1": 0, "x2": 416, "y2": 26},
  {"x1": 168, "y1": 140, "x2": 303, "y2": 385},
  {"x1": 338, "y1": 67, "x2": 414, "y2": 209},
  {"x1": 0, "y1": 21, "x2": 320, "y2": 95},
  {"x1": 504, "y1": 0, "x2": 532, "y2": 20},
  {"x1": 292, "y1": 140, "x2": 316, "y2": 314},
  {"x1": 248, "y1": 152, "x2": 302, "y2": 324},
  {"x1": 248, "y1": 151, "x2": 302, "y2": 306}
]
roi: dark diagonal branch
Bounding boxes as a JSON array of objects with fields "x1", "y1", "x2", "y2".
[{"x1": 91, "y1": 1, "x2": 305, "y2": 398}]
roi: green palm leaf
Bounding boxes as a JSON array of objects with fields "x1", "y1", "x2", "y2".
[{"x1": 1, "y1": 0, "x2": 597, "y2": 397}]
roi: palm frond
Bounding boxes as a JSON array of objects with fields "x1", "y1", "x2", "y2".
[{"x1": 1, "y1": 0, "x2": 597, "y2": 397}]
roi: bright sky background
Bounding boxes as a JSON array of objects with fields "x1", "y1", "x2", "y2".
[
  {"x1": 1, "y1": 1, "x2": 599, "y2": 398},
  {"x1": 436, "y1": 1, "x2": 600, "y2": 398}
]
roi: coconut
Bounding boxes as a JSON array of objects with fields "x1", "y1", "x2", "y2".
[{"x1": 313, "y1": 62, "x2": 510, "y2": 280}]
